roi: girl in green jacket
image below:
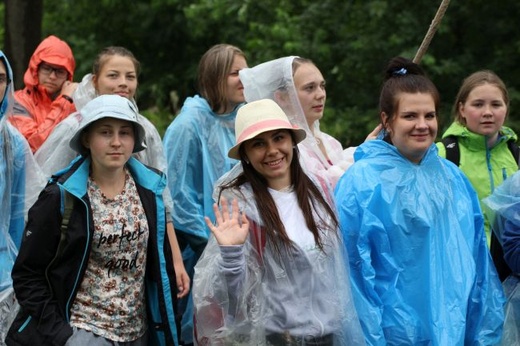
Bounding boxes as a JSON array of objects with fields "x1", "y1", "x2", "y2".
[{"x1": 437, "y1": 70, "x2": 518, "y2": 281}]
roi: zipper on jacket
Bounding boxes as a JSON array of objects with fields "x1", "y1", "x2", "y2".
[
  {"x1": 64, "y1": 191, "x2": 91, "y2": 322},
  {"x1": 17, "y1": 316, "x2": 32, "y2": 332},
  {"x1": 485, "y1": 140, "x2": 495, "y2": 193}
]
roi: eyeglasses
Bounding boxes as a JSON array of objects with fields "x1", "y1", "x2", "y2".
[{"x1": 39, "y1": 64, "x2": 68, "y2": 79}]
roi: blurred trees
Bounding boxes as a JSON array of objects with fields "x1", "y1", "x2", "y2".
[
  {"x1": 3, "y1": 0, "x2": 520, "y2": 143},
  {"x1": 4, "y1": 0, "x2": 43, "y2": 90}
]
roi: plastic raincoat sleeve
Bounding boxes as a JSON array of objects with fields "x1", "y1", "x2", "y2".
[
  {"x1": 463, "y1": 174, "x2": 505, "y2": 344},
  {"x1": 334, "y1": 142, "x2": 504, "y2": 346},
  {"x1": 483, "y1": 170, "x2": 520, "y2": 273},
  {"x1": 163, "y1": 118, "x2": 209, "y2": 242},
  {"x1": 34, "y1": 112, "x2": 80, "y2": 179},
  {"x1": 334, "y1": 177, "x2": 386, "y2": 345},
  {"x1": 482, "y1": 171, "x2": 520, "y2": 345},
  {"x1": 11, "y1": 96, "x2": 76, "y2": 152},
  {"x1": 0, "y1": 124, "x2": 26, "y2": 290}
]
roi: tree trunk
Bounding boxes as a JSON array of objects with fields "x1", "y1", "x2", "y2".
[{"x1": 4, "y1": 0, "x2": 43, "y2": 90}]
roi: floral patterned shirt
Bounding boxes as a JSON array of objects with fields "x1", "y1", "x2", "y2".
[{"x1": 70, "y1": 170, "x2": 149, "y2": 342}]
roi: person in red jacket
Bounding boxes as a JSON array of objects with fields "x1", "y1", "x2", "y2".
[{"x1": 9, "y1": 35, "x2": 78, "y2": 152}]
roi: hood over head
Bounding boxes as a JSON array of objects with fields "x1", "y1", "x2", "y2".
[
  {"x1": 0, "y1": 51, "x2": 14, "y2": 120},
  {"x1": 23, "y1": 35, "x2": 75, "y2": 88}
]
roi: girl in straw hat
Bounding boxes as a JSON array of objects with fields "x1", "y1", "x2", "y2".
[{"x1": 192, "y1": 99, "x2": 364, "y2": 345}]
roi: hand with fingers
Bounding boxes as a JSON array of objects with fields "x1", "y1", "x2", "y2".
[
  {"x1": 365, "y1": 123, "x2": 383, "y2": 141},
  {"x1": 205, "y1": 197, "x2": 250, "y2": 246}
]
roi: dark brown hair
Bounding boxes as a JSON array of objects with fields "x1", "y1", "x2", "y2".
[
  {"x1": 379, "y1": 56, "x2": 440, "y2": 138},
  {"x1": 92, "y1": 46, "x2": 141, "y2": 76},
  {"x1": 218, "y1": 133, "x2": 338, "y2": 256}
]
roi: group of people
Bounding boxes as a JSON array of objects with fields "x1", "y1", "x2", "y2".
[{"x1": 0, "y1": 33, "x2": 517, "y2": 346}]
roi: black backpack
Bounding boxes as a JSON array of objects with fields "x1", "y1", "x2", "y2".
[
  {"x1": 441, "y1": 135, "x2": 520, "y2": 167},
  {"x1": 441, "y1": 135, "x2": 519, "y2": 281}
]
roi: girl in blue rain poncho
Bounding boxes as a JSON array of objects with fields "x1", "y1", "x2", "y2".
[
  {"x1": 0, "y1": 51, "x2": 45, "y2": 340},
  {"x1": 334, "y1": 56, "x2": 504, "y2": 345},
  {"x1": 162, "y1": 44, "x2": 247, "y2": 345},
  {"x1": 193, "y1": 99, "x2": 364, "y2": 345}
]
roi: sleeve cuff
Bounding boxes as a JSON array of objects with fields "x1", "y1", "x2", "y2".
[
  {"x1": 61, "y1": 95, "x2": 74, "y2": 103},
  {"x1": 220, "y1": 245, "x2": 245, "y2": 269}
]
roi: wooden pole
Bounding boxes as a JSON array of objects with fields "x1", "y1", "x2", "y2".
[{"x1": 413, "y1": 0, "x2": 451, "y2": 64}]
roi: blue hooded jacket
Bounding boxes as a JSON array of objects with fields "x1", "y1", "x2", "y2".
[{"x1": 334, "y1": 140, "x2": 505, "y2": 345}]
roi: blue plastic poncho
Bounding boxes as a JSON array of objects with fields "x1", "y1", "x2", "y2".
[
  {"x1": 482, "y1": 171, "x2": 520, "y2": 345},
  {"x1": 0, "y1": 51, "x2": 46, "y2": 342},
  {"x1": 193, "y1": 172, "x2": 365, "y2": 345},
  {"x1": 162, "y1": 95, "x2": 240, "y2": 343},
  {"x1": 334, "y1": 140, "x2": 505, "y2": 345}
]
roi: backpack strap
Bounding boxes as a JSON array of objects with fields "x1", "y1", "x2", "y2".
[
  {"x1": 507, "y1": 139, "x2": 520, "y2": 168},
  {"x1": 441, "y1": 136, "x2": 460, "y2": 166},
  {"x1": 60, "y1": 187, "x2": 74, "y2": 232},
  {"x1": 55, "y1": 186, "x2": 74, "y2": 257}
]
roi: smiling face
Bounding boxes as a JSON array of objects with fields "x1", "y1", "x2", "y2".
[
  {"x1": 243, "y1": 129, "x2": 294, "y2": 190},
  {"x1": 293, "y1": 62, "x2": 326, "y2": 129},
  {"x1": 459, "y1": 83, "x2": 507, "y2": 142},
  {"x1": 82, "y1": 118, "x2": 135, "y2": 174},
  {"x1": 93, "y1": 55, "x2": 137, "y2": 100},
  {"x1": 384, "y1": 92, "x2": 437, "y2": 164}
]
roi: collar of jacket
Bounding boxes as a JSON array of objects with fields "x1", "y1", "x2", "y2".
[{"x1": 54, "y1": 155, "x2": 166, "y2": 199}]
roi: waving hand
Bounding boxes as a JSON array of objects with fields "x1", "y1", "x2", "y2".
[{"x1": 205, "y1": 198, "x2": 250, "y2": 246}]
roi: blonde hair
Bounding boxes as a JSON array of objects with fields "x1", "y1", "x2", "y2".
[{"x1": 453, "y1": 70, "x2": 509, "y2": 124}]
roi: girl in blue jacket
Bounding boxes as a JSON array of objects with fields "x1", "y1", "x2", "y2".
[{"x1": 7, "y1": 95, "x2": 179, "y2": 345}]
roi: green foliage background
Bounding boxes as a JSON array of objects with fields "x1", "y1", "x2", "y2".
[{"x1": 5, "y1": 0, "x2": 520, "y2": 143}]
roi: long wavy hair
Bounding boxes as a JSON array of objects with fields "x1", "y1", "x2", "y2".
[{"x1": 218, "y1": 133, "x2": 338, "y2": 256}]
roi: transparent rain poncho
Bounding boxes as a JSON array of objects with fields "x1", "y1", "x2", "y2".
[
  {"x1": 192, "y1": 171, "x2": 365, "y2": 345},
  {"x1": 482, "y1": 171, "x2": 520, "y2": 345},
  {"x1": 335, "y1": 140, "x2": 505, "y2": 345},
  {"x1": 239, "y1": 56, "x2": 355, "y2": 187},
  {"x1": 35, "y1": 74, "x2": 167, "y2": 177},
  {"x1": 33, "y1": 73, "x2": 174, "y2": 219},
  {"x1": 0, "y1": 51, "x2": 46, "y2": 342}
]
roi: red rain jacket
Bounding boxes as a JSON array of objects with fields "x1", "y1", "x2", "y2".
[{"x1": 9, "y1": 35, "x2": 76, "y2": 152}]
